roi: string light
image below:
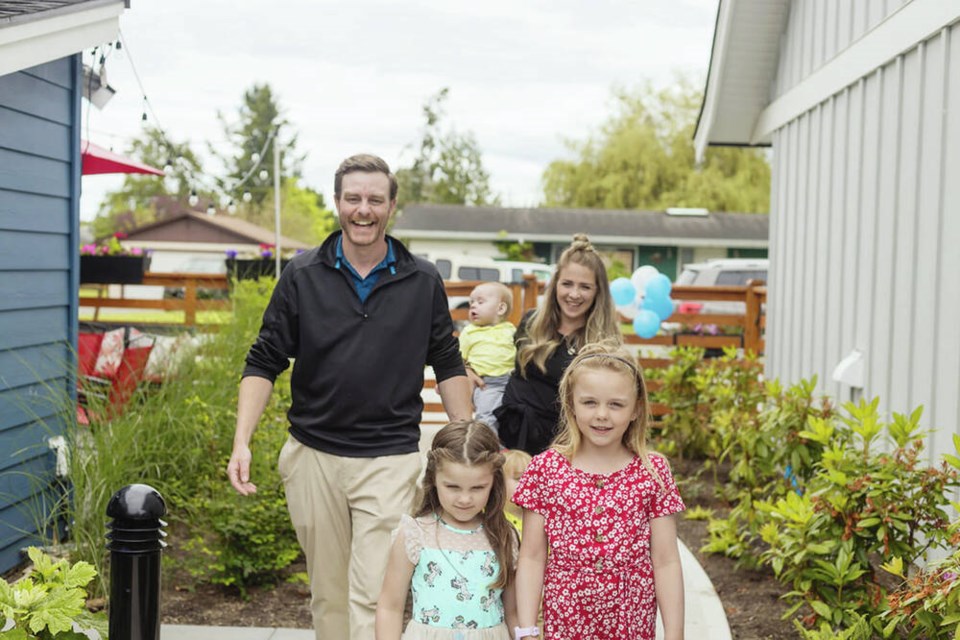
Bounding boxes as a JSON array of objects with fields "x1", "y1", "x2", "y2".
[
  {"x1": 206, "y1": 204, "x2": 216, "y2": 216},
  {"x1": 188, "y1": 190, "x2": 199, "y2": 207}
]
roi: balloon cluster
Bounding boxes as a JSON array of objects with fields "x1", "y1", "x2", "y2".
[{"x1": 610, "y1": 266, "x2": 674, "y2": 339}]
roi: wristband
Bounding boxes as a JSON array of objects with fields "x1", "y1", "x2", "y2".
[{"x1": 514, "y1": 626, "x2": 540, "y2": 639}]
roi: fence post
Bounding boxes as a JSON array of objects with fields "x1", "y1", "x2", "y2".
[
  {"x1": 106, "y1": 484, "x2": 167, "y2": 640},
  {"x1": 743, "y1": 282, "x2": 761, "y2": 356}
]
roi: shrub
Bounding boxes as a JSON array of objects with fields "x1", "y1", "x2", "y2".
[{"x1": 0, "y1": 547, "x2": 107, "y2": 639}]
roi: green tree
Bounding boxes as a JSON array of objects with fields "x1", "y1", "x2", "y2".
[
  {"x1": 213, "y1": 83, "x2": 304, "y2": 211},
  {"x1": 397, "y1": 88, "x2": 497, "y2": 208},
  {"x1": 234, "y1": 178, "x2": 336, "y2": 247},
  {"x1": 541, "y1": 76, "x2": 770, "y2": 213},
  {"x1": 91, "y1": 126, "x2": 206, "y2": 238}
]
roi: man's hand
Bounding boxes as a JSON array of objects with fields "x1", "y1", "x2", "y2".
[
  {"x1": 227, "y1": 444, "x2": 258, "y2": 495},
  {"x1": 465, "y1": 367, "x2": 486, "y2": 390}
]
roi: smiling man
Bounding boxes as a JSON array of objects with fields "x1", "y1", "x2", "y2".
[{"x1": 227, "y1": 154, "x2": 472, "y2": 640}]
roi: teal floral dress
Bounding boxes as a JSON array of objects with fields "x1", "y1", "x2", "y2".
[{"x1": 395, "y1": 514, "x2": 513, "y2": 640}]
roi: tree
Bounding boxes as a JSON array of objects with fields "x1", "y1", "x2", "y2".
[
  {"x1": 92, "y1": 126, "x2": 206, "y2": 238},
  {"x1": 234, "y1": 178, "x2": 336, "y2": 247},
  {"x1": 396, "y1": 88, "x2": 497, "y2": 209},
  {"x1": 541, "y1": 76, "x2": 770, "y2": 213},
  {"x1": 212, "y1": 83, "x2": 304, "y2": 211}
]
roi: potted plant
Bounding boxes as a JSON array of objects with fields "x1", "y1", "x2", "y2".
[
  {"x1": 225, "y1": 244, "x2": 295, "y2": 281},
  {"x1": 80, "y1": 233, "x2": 152, "y2": 284}
]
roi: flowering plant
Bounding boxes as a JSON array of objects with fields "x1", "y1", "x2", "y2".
[
  {"x1": 80, "y1": 232, "x2": 146, "y2": 257},
  {"x1": 224, "y1": 244, "x2": 304, "y2": 260}
]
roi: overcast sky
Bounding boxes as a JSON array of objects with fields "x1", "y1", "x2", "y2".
[{"x1": 80, "y1": 0, "x2": 719, "y2": 220}]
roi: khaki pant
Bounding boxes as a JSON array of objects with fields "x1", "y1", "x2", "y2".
[{"x1": 278, "y1": 436, "x2": 421, "y2": 640}]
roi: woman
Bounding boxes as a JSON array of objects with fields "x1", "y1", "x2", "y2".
[{"x1": 494, "y1": 233, "x2": 622, "y2": 455}]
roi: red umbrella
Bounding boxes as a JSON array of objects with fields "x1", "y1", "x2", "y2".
[{"x1": 81, "y1": 140, "x2": 165, "y2": 176}]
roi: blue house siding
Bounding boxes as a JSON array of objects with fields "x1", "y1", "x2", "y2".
[{"x1": 0, "y1": 55, "x2": 81, "y2": 573}]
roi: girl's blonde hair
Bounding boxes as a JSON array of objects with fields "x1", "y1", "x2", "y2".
[
  {"x1": 414, "y1": 420, "x2": 515, "y2": 589},
  {"x1": 552, "y1": 340, "x2": 665, "y2": 489},
  {"x1": 503, "y1": 449, "x2": 532, "y2": 479},
  {"x1": 518, "y1": 233, "x2": 621, "y2": 375}
]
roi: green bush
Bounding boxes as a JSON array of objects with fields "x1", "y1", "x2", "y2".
[
  {"x1": 0, "y1": 547, "x2": 107, "y2": 639},
  {"x1": 58, "y1": 277, "x2": 301, "y2": 596}
]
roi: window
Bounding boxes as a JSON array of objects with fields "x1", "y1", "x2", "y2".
[
  {"x1": 458, "y1": 266, "x2": 500, "y2": 281},
  {"x1": 435, "y1": 259, "x2": 452, "y2": 279},
  {"x1": 715, "y1": 270, "x2": 767, "y2": 286}
]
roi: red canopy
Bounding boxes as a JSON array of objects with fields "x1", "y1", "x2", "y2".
[{"x1": 81, "y1": 140, "x2": 165, "y2": 176}]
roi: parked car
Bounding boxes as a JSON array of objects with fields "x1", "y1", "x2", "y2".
[{"x1": 674, "y1": 258, "x2": 768, "y2": 315}]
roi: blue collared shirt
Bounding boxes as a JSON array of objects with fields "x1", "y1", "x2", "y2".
[{"x1": 335, "y1": 236, "x2": 397, "y2": 303}]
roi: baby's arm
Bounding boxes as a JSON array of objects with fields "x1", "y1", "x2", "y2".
[
  {"x1": 375, "y1": 530, "x2": 416, "y2": 640},
  {"x1": 515, "y1": 509, "x2": 548, "y2": 630},
  {"x1": 651, "y1": 514, "x2": 684, "y2": 640}
]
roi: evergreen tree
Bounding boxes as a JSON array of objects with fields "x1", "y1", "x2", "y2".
[{"x1": 396, "y1": 88, "x2": 497, "y2": 209}]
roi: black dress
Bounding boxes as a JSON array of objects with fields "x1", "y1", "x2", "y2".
[{"x1": 494, "y1": 311, "x2": 577, "y2": 455}]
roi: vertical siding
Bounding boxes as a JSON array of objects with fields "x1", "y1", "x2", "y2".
[
  {"x1": 776, "y1": 0, "x2": 915, "y2": 97},
  {"x1": 768, "y1": 23, "x2": 960, "y2": 465},
  {"x1": 0, "y1": 56, "x2": 78, "y2": 573}
]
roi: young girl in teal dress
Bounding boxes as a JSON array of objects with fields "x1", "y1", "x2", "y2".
[{"x1": 376, "y1": 420, "x2": 518, "y2": 639}]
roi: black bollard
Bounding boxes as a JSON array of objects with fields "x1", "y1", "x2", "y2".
[{"x1": 106, "y1": 484, "x2": 167, "y2": 640}]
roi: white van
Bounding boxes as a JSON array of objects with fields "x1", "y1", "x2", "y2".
[{"x1": 417, "y1": 253, "x2": 553, "y2": 318}]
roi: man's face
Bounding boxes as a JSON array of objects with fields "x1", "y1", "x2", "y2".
[{"x1": 335, "y1": 171, "x2": 396, "y2": 251}]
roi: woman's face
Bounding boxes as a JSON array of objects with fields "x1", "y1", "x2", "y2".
[{"x1": 555, "y1": 262, "x2": 597, "y2": 329}]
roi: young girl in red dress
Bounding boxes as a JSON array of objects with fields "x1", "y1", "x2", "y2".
[{"x1": 512, "y1": 341, "x2": 685, "y2": 640}]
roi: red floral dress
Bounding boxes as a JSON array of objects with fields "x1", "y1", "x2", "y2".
[{"x1": 513, "y1": 449, "x2": 685, "y2": 639}]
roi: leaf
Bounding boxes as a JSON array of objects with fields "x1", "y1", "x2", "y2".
[
  {"x1": 809, "y1": 599, "x2": 833, "y2": 619},
  {"x1": 0, "y1": 629, "x2": 31, "y2": 640},
  {"x1": 62, "y1": 563, "x2": 97, "y2": 590},
  {"x1": 880, "y1": 556, "x2": 905, "y2": 578}
]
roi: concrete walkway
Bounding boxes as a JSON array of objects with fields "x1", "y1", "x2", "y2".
[{"x1": 160, "y1": 538, "x2": 731, "y2": 640}]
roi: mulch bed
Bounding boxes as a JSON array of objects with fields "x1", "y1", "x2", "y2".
[{"x1": 158, "y1": 458, "x2": 795, "y2": 638}]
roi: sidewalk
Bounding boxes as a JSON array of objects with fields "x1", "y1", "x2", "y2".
[{"x1": 161, "y1": 539, "x2": 731, "y2": 640}]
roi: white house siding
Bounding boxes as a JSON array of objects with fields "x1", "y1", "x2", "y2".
[
  {"x1": 776, "y1": 0, "x2": 913, "y2": 97},
  {"x1": 767, "y1": 23, "x2": 960, "y2": 466}
]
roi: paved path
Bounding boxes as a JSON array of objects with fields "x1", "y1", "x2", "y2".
[{"x1": 161, "y1": 538, "x2": 731, "y2": 640}]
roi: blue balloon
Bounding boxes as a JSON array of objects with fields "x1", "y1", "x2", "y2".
[
  {"x1": 642, "y1": 294, "x2": 675, "y2": 322},
  {"x1": 633, "y1": 310, "x2": 661, "y2": 339},
  {"x1": 609, "y1": 277, "x2": 637, "y2": 306},
  {"x1": 645, "y1": 273, "x2": 672, "y2": 299}
]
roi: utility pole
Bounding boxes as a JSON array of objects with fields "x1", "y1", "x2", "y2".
[{"x1": 273, "y1": 125, "x2": 282, "y2": 278}]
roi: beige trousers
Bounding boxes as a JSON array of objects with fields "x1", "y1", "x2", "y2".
[{"x1": 278, "y1": 436, "x2": 421, "y2": 640}]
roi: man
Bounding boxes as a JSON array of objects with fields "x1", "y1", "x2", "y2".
[{"x1": 226, "y1": 153, "x2": 472, "y2": 640}]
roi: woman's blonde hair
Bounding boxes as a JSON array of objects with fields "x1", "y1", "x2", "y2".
[
  {"x1": 552, "y1": 340, "x2": 665, "y2": 489},
  {"x1": 518, "y1": 233, "x2": 621, "y2": 375},
  {"x1": 414, "y1": 420, "x2": 515, "y2": 589}
]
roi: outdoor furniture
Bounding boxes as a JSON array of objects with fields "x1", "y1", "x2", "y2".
[{"x1": 77, "y1": 330, "x2": 154, "y2": 423}]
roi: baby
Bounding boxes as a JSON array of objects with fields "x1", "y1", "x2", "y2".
[{"x1": 459, "y1": 282, "x2": 516, "y2": 433}]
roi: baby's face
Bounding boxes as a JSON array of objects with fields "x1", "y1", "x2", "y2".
[{"x1": 468, "y1": 284, "x2": 504, "y2": 325}]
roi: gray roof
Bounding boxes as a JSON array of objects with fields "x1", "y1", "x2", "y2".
[
  {"x1": 394, "y1": 204, "x2": 768, "y2": 247},
  {"x1": 0, "y1": 0, "x2": 120, "y2": 25}
]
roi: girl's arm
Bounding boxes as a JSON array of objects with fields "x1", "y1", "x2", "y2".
[
  {"x1": 651, "y1": 513, "x2": 685, "y2": 640},
  {"x1": 375, "y1": 531, "x2": 416, "y2": 640},
  {"x1": 515, "y1": 509, "x2": 548, "y2": 629}
]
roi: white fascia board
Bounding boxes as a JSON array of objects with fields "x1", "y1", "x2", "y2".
[
  {"x1": 395, "y1": 230, "x2": 767, "y2": 249},
  {"x1": 694, "y1": 0, "x2": 736, "y2": 164},
  {"x1": 0, "y1": 3, "x2": 125, "y2": 77},
  {"x1": 753, "y1": 0, "x2": 960, "y2": 140}
]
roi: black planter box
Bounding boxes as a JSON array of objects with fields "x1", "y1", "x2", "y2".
[
  {"x1": 80, "y1": 255, "x2": 151, "y2": 284},
  {"x1": 226, "y1": 258, "x2": 290, "y2": 281}
]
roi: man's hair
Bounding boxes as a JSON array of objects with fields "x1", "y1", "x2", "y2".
[{"x1": 334, "y1": 153, "x2": 398, "y2": 201}]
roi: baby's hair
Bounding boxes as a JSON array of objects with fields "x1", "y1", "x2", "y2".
[
  {"x1": 473, "y1": 281, "x2": 514, "y2": 319},
  {"x1": 503, "y1": 449, "x2": 532, "y2": 479},
  {"x1": 553, "y1": 340, "x2": 666, "y2": 490},
  {"x1": 414, "y1": 420, "x2": 515, "y2": 589}
]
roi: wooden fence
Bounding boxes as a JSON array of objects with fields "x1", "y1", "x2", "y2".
[{"x1": 79, "y1": 273, "x2": 230, "y2": 330}]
